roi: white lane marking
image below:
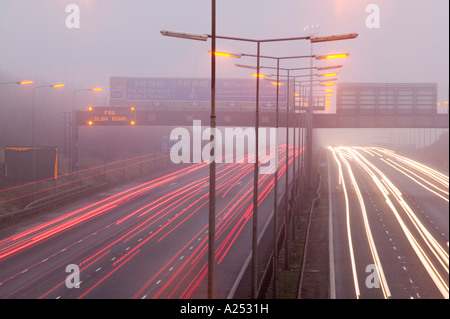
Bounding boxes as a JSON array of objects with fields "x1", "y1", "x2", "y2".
[{"x1": 327, "y1": 151, "x2": 336, "y2": 300}]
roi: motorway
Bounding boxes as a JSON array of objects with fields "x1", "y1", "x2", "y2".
[
  {"x1": 0, "y1": 145, "x2": 299, "y2": 299},
  {"x1": 328, "y1": 146, "x2": 449, "y2": 299}
]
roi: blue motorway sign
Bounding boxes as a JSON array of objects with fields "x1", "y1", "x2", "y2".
[{"x1": 123, "y1": 78, "x2": 287, "y2": 103}]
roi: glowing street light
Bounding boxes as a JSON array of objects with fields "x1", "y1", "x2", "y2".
[
  {"x1": 251, "y1": 73, "x2": 267, "y2": 78},
  {"x1": 315, "y1": 53, "x2": 350, "y2": 60},
  {"x1": 208, "y1": 50, "x2": 242, "y2": 58},
  {"x1": 0, "y1": 80, "x2": 34, "y2": 86},
  {"x1": 319, "y1": 73, "x2": 338, "y2": 77}
]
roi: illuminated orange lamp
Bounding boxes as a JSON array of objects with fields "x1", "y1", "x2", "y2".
[
  {"x1": 88, "y1": 121, "x2": 93, "y2": 126},
  {"x1": 20, "y1": 81, "x2": 34, "y2": 85},
  {"x1": 272, "y1": 82, "x2": 282, "y2": 86},
  {"x1": 326, "y1": 89, "x2": 334, "y2": 92},
  {"x1": 131, "y1": 121, "x2": 136, "y2": 126},
  {"x1": 88, "y1": 106, "x2": 93, "y2": 111},
  {"x1": 252, "y1": 73, "x2": 266, "y2": 78},
  {"x1": 319, "y1": 73, "x2": 338, "y2": 77},
  {"x1": 324, "y1": 83, "x2": 335, "y2": 86},
  {"x1": 131, "y1": 107, "x2": 135, "y2": 111},
  {"x1": 208, "y1": 50, "x2": 242, "y2": 58},
  {"x1": 315, "y1": 53, "x2": 349, "y2": 60},
  {"x1": 92, "y1": 88, "x2": 103, "y2": 91},
  {"x1": 52, "y1": 84, "x2": 65, "y2": 88}
]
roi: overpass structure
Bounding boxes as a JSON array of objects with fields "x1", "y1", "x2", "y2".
[
  {"x1": 75, "y1": 79, "x2": 448, "y2": 129},
  {"x1": 71, "y1": 79, "x2": 449, "y2": 189}
]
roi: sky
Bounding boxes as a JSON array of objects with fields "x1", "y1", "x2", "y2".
[{"x1": 0, "y1": 0, "x2": 449, "y2": 112}]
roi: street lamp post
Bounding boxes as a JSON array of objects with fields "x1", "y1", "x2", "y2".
[
  {"x1": 258, "y1": 67, "x2": 341, "y2": 236},
  {"x1": 0, "y1": 80, "x2": 34, "y2": 86},
  {"x1": 237, "y1": 56, "x2": 322, "y2": 290},
  {"x1": 161, "y1": 25, "x2": 357, "y2": 299},
  {"x1": 209, "y1": 0, "x2": 216, "y2": 299}
]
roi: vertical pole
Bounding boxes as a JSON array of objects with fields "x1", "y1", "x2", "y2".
[
  {"x1": 252, "y1": 41, "x2": 260, "y2": 300},
  {"x1": 291, "y1": 76, "x2": 296, "y2": 241},
  {"x1": 32, "y1": 88, "x2": 36, "y2": 200},
  {"x1": 298, "y1": 84, "x2": 303, "y2": 211},
  {"x1": 208, "y1": 0, "x2": 216, "y2": 300},
  {"x1": 306, "y1": 43, "x2": 314, "y2": 190},
  {"x1": 71, "y1": 91, "x2": 76, "y2": 180},
  {"x1": 73, "y1": 118, "x2": 79, "y2": 182},
  {"x1": 68, "y1": 112, "x2": 72, "y2": 174},
  {"x1": 122, "y1": 149, "x2": 125, "y2": 182},
  {"x1": 273, "y1": 58, "x2": 280, "y2": 299},
  {"x1": 300, "y1": 85, "x2": 305, "y2": 213},
  {"x1": 284, "y1": 70, "x2": 290, "y2": 270}
]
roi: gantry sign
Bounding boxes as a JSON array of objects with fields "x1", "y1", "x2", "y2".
[
  {"x1": 313, "y1": 83, "x2": 448, "y2": 129},
  {"x1": 86, "y1": 106, "x2": 137, "y2": 126},
  {"x1": 75, "y1": 78, "x2": 447, "y2": 129},
  {"x1": 75, "y1": 76, "x2": 319, "y2": 127}
]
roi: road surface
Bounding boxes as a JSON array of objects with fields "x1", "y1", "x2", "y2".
[
  {"x1": 0, "y1": 145, "x2": 300, "y2": 299},
  {"x1": 328, "y1": 146, "x2": 448, "y2": 299}
]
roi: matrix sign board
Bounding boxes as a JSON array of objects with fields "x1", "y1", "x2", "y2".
[
  {"x1": 87, "y1": 107, "x2": 137, "y2": 126},
  {"x1": 109, "y1": 77, "x2": 294, "y2": 110},
  {"x1": 336, "y1": 83, "x2": 437, "y2": 114}
]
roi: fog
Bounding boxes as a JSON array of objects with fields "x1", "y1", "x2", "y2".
[{"x1": 0, "y1": 0, "x2": 449, "y2": 162}]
